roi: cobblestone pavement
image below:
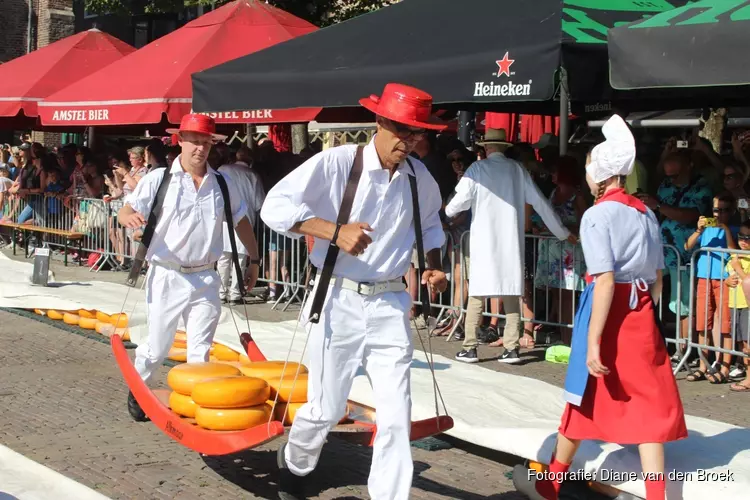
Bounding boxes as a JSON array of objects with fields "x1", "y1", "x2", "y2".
[
  {"x1": 0, "y1": 310, "x2": 524, "y2": 500},
  {"x1": 0, "y1": 249, "x2": 747, "y2": 500}
]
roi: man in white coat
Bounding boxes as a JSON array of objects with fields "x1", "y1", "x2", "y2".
[
  {"x1": 216, "y1": 146, "x2": 266, "y2": 304},
  {"x1": 118, "y1": 114, "x2": 261, "y2": 421},
  {"x1": 446, "y1": 129, "x2": 574, "y2": 364},
  {"x1": 261, "y1": 83, "x2": 448, "y2": 500}
]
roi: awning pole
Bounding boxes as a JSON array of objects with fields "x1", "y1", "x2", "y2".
[
  {"x1": 458, "y1": 111, "x2": 475, "y2": 147},
  {"x1": 559, "y1": 67, "x2": 569, "y2": 156}
]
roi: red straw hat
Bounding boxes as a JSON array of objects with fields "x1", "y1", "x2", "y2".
[
  {"x1": 359, "y1": 83, "x2": 447, "y2": 131},
  {"x1": 165, "y1": 113, "x2": 227, "y2": 141}
]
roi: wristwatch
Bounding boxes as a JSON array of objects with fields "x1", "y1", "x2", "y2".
[{"x1": 655, "y1": 203, "x2": 661, "y2": 211}]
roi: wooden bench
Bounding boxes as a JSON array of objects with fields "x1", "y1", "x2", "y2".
[{"x1": 0, "y1": 221, "x2": 84, "y2": 266}]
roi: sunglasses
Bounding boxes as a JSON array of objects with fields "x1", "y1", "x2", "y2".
[
  {"x1": 385, "y1": 119, "x2": 427, "y2": 141},
  {"x1": 738, "y1": 234, "x2": 750, "y2": 241},
  {"x1": 713, "y1": 207, "x2": 732, "y2": 213}
]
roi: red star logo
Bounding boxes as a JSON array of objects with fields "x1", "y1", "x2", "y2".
[{"x1": 495, "y1": 52, "x2": 514, "y2": 77}]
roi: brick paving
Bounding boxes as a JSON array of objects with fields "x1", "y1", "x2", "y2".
[
  {"x1": 0, "y1": 310, "x2": 524, "y2": 499},
  {"x1": 0, "y1": 248, "x2": 747, "y2": 499}
]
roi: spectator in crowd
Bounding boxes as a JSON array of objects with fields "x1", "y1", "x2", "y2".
[
  {"x1": 637, "y1": 148, "x2": 712, "y2": 364},
  {"x1": 0, "y1": 149, "x2": 10, "y2": 173},
  {"x1": 726, "y1": 219, "x2": 750, "y2": 392},
  {"x1": 70, "y1": 146, "x2": 93, "y2": 198},
  {"x1": 217, "y1": 145, "x2": 266, "y2": 304},
  {"x1": 14, "y1": 142, "x2": 47, "y2": 225},
  {"x1": 720, "y1": 160, "x2": 749, "y2": 223},
  {"x1": 532, "y1": 155, "x2": 588, "y2": 344},
  {"x1": 446, "y1": 128, "x2": 573, "y2": 364},
  {"x1": 145, "y1": 139, "x2": 168, "y2": 171},
  {"x1": 685, "y1": 193, "x2": 738, "y2": 384},
  {"x1": 531, "y1": 133, "x2": 558, "y2": 197},
  {"x1": 0, "y1": 168, "x2": 12, "y2": 218},
  {"x1": 43, "y1": 168, "x2": 66, "y2": 227}
]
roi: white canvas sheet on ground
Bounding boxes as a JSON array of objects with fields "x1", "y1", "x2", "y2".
[
  {"x1": 0, "y1": 444, "x2": 110, "y2": 500},
  {"x1": 0, "y1": 253, "x2": 748, "y2": 500}
]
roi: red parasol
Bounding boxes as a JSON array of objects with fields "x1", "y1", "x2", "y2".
[
  {"x1": 39, "y1": 0, "x2": 320, "y2": 127},
  {"x1": 0, "y1": 29, "x2": 135, "y2": 119}
]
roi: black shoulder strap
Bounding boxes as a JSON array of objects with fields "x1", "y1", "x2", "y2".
[
  {"x1": 214, "y1": 171, "x2": 246, "y2": 298},
  {"x1": 406, "y1": 158, "x2": 431, "y2": 322},
  {"x1": 125, "y1": 167, "x2": 172, "y2": 287},
  {"x1": 308, "y1": 146, "x2": 364, "y2": 324}
]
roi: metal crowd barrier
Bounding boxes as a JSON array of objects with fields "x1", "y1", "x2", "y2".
[{"x1": 672, "y1": 247, "x2": 750, "y2": 375}]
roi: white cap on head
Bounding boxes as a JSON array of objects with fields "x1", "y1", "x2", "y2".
[{"x1": 586, "y1": 114, "x2": 635, "y2": 184}]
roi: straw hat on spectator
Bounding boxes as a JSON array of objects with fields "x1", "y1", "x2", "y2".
[{"x1": 476, "y1": 129, "x2": 513, "y2": 150}]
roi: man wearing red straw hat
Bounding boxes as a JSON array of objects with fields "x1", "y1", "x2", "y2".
[
  {"x1": 261, "y1": 83, "x2": 449, "y2": 500},
  {"x1": 118, "y1": 113, "x2": 261, "y2": 421}
]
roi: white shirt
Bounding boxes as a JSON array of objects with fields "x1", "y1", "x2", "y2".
[
  {"x1": 0, "y1": 176, "x2": 12, "y2": 193},
  {"x1": 581, "y1": 201, "x2": 664, "y2": 284},
  {"x1": 125, "y1": 156, "x2": 247, "y2": 267},
  {"x1": 445, "y1": 152, "x2": 570, "y2": 296},
  {"x1": 219, "y1": 161, "x2": 265, "y2": 255},
  {"x1": 260, "y1": 137, "x2": 445, "y2": 283}
]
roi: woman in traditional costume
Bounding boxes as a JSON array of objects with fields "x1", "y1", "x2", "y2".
[{"x1": 535, "y1": 115, "x2": 688, "y2": 500}]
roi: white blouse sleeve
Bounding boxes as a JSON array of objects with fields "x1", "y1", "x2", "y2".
[
  {"x1": 445, "y1": 166, "x2": 476, "y2": 218},
  {"x1": 580, "y1": 208, "x2": 615, "y2": 275},
  {"x1": 260, "y1": 150, "x2": 334, "y2": 239}
]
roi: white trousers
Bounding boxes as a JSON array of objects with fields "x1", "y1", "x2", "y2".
[
  {"x1": 216, "y1": 251, "x2": 246, "y2": 301},
  {"x1": 285, "y1": 283, "x2": 414, "y2": 500},
  {"x1": 134, "y1": 264, "x2": 222, "y2": 383}
]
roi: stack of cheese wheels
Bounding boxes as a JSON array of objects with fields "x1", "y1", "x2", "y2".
[
  {"x1": 94, "y1": 322, "x2": 130, "y2": 341},
  {"x1": 109, "y1": 313, "x2": 128, "y2": 328},
  {"x1": 192, "y1": 376, "x2": 272, "y2": 431},
  {"x1": 239, "y1": 361, "x2": 309, "y2": 426},
  {"x1": 210, "y1": 343, "x2": 240, "y2": 362},
  {"x1": 168, "y1": 331, "x2": 188, "y2": 361},
  {"x1": 78, "y1": 309, "x2": 98, "y2": 330},
  {"x1": 62, "y1": 312, "x2": 80, "y2": 325},
  {"x1": 47, "y1": 309, "x2": 65, "y2": 320},
  {"x1": 167, "y1": 362, "x2": 242, "y2": 419}
]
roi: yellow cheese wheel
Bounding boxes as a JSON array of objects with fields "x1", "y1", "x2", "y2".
[
  {"x1": 173, "y1": 339, "x2": 187, "y2": 349},
  {"x1": 167, "y1": 362, "x2": 242, "y2": 396},
  {"x1": 78, "y1": 317, "x2": 97, "y2": 330},
  {"x1": 175, "y1": 331, "x2": 187, "y2": 342},
  {"x1": 34, "y1": 309, "x2": 46, "y2": 315},
  {"x1": 63, "y1": 313, "x2": 80, "y2": 325},
  {"x1": 47, "y1": 310, "x2": 64, "y2": 320},
  {"x1": 267, "y1": 374, "x2": 308, "y2": 404},
  {"x1": 169, "y1": 391, "x2": 198, "y2": 418},
  {"x1": 195, "y1": 405, "x2": 271, "y2": 431},
  {"x1": 211, "y1": 343, "x2": 240, "y2": 362},
  {"x1": 95, "y1": 311, "x2": 111, "y2": 323},
  {"x1": 273, "y1": 402, "x2": 304, "y2": 425},
  {"x1": 237, "y1": 361, "x2": 308, "y2": 381},
  {"x1": 192, "y1": 376, "x2": 270, "y2": 409},
  {"x1": 109, "y1": 313, "x2": 128, "y2": 328},
  {"x1": 168, "y1": 348, "x2": 187, "y2": 362},
  {"x1": 94, "y1": 322, "x2": 130, "y2": 341},
  {"x1": 78, "y1": 309, "x2": 97, "y2": 319}
]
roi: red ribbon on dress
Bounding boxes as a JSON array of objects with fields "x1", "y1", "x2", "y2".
[{"x1": 595, "y1": 187, "x2": 647, "y2": 213}]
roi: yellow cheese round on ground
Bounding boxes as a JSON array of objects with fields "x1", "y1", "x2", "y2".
[
  {"x1": 109, "y1": 313, "x2": 128, "y2": 328},
  {"x1": 273, "y1": 402, "x2": 304, "y2": 425},
  {"x1": 173, "y1": 339, "x2": 187, "y2": 349},
  {"x1": 168, "y1": 348, "x2": 187, "y2": 362},
  {"x1": 237, "y1": 361, "x2": 308, "y2": 381},
  {"x1": 195, "y1": 405, "x2": 271, "y2": 431},
  {"x1": 63, "y1": 313, "x2": 80, "y2": 325},
  {"x1": 192, "y1": 376, "x2": 270, "y2": 409},
  {"x1": 267, "y1": 374, "x2": 308, "y2": 404},
  {"x1": 95, "y1": 311, "x2": 111, "y2": 323},
  {"x1": 78, "y1": 309, "x2": 97, "y2": 319},
  {"x1": 175, "y1": 331, "x2": 187, "y2": 342},
  {"x1": 94, "y1": 323, "x2": 130, "y2": 340},
  {"x1": 78, "y1": 317, "x2": 97, "y2": 330},
  {"x1": 211, "y1": 344, "x2": 240, "y2": 362},
  {"x1": 169, "y1": 391, "x2": 198, "y2": 418},
  {"x1": 167, "y1": 362, "x2": 242, "y2": 396},
  {"x1": 34, "y1": 309, "x2": 46, "y2": 316},
  {"x1": 47, "y1": 310, "x2": 64, "y2": 320}
]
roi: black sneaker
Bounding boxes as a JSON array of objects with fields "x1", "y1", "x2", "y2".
[
  {"x1": 455, "y1": 348, "x2": 478, "y2": 363},
  {"x1": 127, "y1": 391, "x2": 148, "y2": 422},
  {"x1": 498, "y1": 347, "x2": 522, "y2": 364},
  {"x1": 277, "y1": 443, "x2": 305, "y2": 499}
]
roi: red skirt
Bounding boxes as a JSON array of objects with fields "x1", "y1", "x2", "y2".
[{"x1": 559, "y1": 284, "x2": 688, "y2": 444}]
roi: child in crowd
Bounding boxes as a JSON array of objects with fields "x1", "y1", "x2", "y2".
[
  {"x1": 44, "y1": 169, "x2": 66, "y2": 227},
  {"x1": 685, "y1": 192, "x2": 738, "y2": 384},
  {"x1": 726, "y1": 220, "x2": 750, "y2": 392}
]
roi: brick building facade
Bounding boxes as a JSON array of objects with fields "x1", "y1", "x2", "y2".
[{"x1": 0, "y1": 0, "x2": 75, "y2": 144}]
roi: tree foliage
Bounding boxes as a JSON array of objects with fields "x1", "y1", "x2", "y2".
[{"x1": 83, "y1": 0, "x2": 395, "y2": 26}]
